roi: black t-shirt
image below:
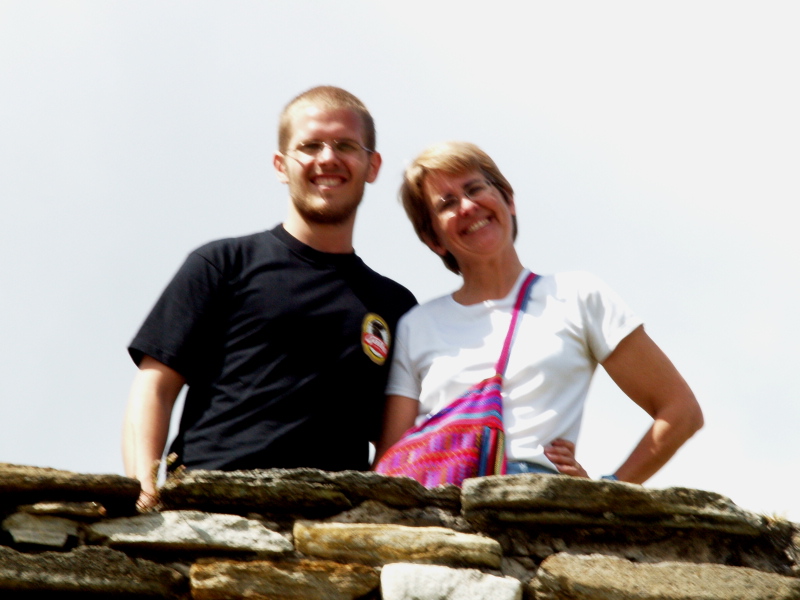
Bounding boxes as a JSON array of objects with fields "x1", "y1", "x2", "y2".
[{"x1": 129, "y1": 225, "x2": 417, "y2": 472}]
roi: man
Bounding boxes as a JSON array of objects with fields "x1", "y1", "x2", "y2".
[{"x1": 122, "y1": 86, "x2": 417, "y2": 509}]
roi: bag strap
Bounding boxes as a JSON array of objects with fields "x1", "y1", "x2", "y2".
[{"x1": 495, "y1": 271, "x2": 539, "y2": 376}]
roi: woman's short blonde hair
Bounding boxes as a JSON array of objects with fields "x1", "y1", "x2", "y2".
[{"x1": 400, "y1": 141, "x2": 517, "y2": 274}]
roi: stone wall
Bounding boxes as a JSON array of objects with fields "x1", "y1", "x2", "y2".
[{"x1": 1, "y1": 463, "x2": 798, "y2": 599}]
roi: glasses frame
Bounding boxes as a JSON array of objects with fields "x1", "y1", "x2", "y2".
[
  {"x1": 284, "y1": 138, "x2": 374, "y2": 162},
  {"x1": 434, "y1": 178, "x2": 497, "y2": 214}
]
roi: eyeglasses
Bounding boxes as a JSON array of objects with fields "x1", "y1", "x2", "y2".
[
  {"x1": 286, "y1": 139, "x2": 373, "y2": 161},
  {"x1": 435, "y1": 179, "x2": 496, "y2": 214}
]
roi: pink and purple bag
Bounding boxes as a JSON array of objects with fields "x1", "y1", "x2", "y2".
[{"x1": 375, "y1": 272, "x2": 539, "y2": 488}]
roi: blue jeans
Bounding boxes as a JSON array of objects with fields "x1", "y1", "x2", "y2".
[{"x1": 506, "y1": 461, "x2": 559, "y2": 475}]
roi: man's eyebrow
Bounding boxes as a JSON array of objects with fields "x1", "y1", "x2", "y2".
[{"x1": 300, "y1": 137, "x2": 359, "y2": 142}]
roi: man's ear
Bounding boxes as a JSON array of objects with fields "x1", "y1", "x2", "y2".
[
  {"x1": 365, "y1": 151, "x2": 382, "y2": 184},
  {"x1": 273, "y1": 152, "x2": 289, "y2": 184}
]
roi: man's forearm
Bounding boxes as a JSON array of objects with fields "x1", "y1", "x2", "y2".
[
  {"x1": 123, "y1": 392, "x2": 172, "y2": 485},
  {"x1": 122, "y1": 357, "x2": 185, "y2": 506}
]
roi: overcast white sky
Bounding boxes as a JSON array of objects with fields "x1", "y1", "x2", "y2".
[{"x1": 1, "y1": 1, "x2": 798, "y2": 521}]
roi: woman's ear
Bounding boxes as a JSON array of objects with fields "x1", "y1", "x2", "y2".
[
  {"x1": 422, "y1": 234, "x2": 447, "y2": 257},
  {"x1": 507, "y1": 193, "x2": 516, "y2": 215}
]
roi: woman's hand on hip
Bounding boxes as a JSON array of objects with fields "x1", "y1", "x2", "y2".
[{"x1": 544, "y1": 438, "x2": 589, "y2": 478}]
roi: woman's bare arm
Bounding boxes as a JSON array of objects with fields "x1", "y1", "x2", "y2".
[{"x1": 601, "y1": 325, "x2": 704, "y2": 483}]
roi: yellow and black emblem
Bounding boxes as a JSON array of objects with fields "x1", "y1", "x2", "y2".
[{"x1": 361, "y1": 313, "x2": 390, "y2": 365}]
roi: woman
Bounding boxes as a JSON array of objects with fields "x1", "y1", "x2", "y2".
[{"x1": 375, "y1": 142, "x2": 703, "y2": 483}]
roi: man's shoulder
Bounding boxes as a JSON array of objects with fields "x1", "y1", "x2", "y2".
[
  {"x1": 194, "y1": 228, "x2": 276, "y2": 256},
  {"x1": 363, "y1": 266, "x2": 415, "y2": 295},
  {"x1": 352, "y1": 262, "x2": 417, "y2": 307},
  {"x1": 187, "y1": 228, "x2": 282, "y2": 269}
]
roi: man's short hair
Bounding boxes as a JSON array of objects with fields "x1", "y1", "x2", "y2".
[
  {"x1": 399, "y1": 141, "x2": 517, "y2": 275},
  {"x1": 278, "y1": 86, "x2": 376, "y2": 153}
]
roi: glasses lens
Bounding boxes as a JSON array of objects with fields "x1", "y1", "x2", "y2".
[
  {"x1": 333, "y1": 140, "x2": 362, "y2": 155},
  {"x1": 465, "y1": 181, "x2": 490, "y2": 199},
  {"x1": 293, "y1": 140, "x2": 368, "y2": 159}
]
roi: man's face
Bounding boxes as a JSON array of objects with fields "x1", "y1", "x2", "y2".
[{"x1": 274, "y1": 105, "x2": 381, "y2": 226}]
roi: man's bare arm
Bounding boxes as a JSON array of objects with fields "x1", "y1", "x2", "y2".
[{"x1": 122, "y1": 355, "x2": 185, "y2": 509}]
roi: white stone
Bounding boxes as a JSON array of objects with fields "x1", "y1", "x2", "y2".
[
  {"x1": 2, "y1": 512, "x2": 79, "y2": 547},
  {"x1": 87, "y1": 510, "x2": 292, "y2": 554},
  {"x1": 381, "y1": 563, "x2": 522, "y2": 600}
]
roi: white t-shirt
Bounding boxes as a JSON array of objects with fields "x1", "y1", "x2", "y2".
[{"x1": 386, "y1": 270, "x2": 642, "y2": 470}]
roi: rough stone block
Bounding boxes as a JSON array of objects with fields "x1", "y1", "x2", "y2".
[
  {"x1": 2, "y1": 512, "x2": 79, "y2": 547},
  {"x1": 462, "y1": 474, "x2": 769, "y2": 535},
  {"x1": 326, "y1": 498, "x2": 471, "y2": 531},
  {"x1": 532, "y1": 553, "x2": 800, "y2": 600},
  {"x1": 0, "y1": 463, "x2": 139, "y2": 516},
  {"x1": 0, "y1": 545, "x2": 185, "y2": 596},
  {"x1": 191, "y1": 557, "x2": 378, "y2": 600},
  {"x1": 17, "y1": 501, "x2": 107, "y2": 520},
  {"x1": 158, "y1": 468, "x2": 460, "y2": 515},
  {"x1": 294, "y1": 521, "x2": 502, "y2": 568}
]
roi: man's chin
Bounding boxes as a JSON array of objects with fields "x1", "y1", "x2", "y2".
[
  {"x1": 303, "y1": 210, "x2": 356, "y2": 225},
  {"x1": 292, "y1": 195, "x2": 362, "y2": 226}
]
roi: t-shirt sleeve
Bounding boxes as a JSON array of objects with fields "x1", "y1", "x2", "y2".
[
  {"x1": 384, "y1": 312, "x2": 421, "y2": 400},
  {"x1": 128, "y1": 248, "x2": 225, "y2": 381},
  {"x1": 577, "y1": 272, "x2": 643, "y2": 363}
]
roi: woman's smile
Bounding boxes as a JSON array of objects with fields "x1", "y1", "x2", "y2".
[{"x1": 464, "y1": 218, "x2": 491, "y2": 234}]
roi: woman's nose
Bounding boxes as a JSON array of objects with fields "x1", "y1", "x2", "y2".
[{"x1": 458, "y1": 196, "x2": 480, "y2": 214}]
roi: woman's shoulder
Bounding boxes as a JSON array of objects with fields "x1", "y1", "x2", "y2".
[
  {"x1": 535, "y1": 270, "x2": 608, "y2": 295},
  {"x1": 400, "y1": 292, "x2": 454, "y2": 322},
  {"x1": 535, "y1": 270, "x2": 636, "y2": 322}
]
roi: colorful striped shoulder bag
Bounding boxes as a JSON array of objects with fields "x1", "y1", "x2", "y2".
[{"x1": 375, "y1": 272, "x2": 539, "y2": 488}]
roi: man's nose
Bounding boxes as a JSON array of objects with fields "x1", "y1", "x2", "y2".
[{"x1": 317, "y1": 142, "x2": 339, "y2": 162}]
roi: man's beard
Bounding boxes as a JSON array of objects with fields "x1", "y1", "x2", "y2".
[{"x1": 289, "y1": 183, "x2": 365, "y2": 225}]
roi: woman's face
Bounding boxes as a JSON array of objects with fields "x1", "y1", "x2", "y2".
[{"x1": 422, "y1": 169, "x2": 516, "y2": 264}]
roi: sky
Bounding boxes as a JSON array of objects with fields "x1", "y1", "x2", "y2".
[{"x1": 1, "y1": 1, "x2": 798, "y2": 521}]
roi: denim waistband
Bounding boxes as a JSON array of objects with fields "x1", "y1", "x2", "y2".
[{"x1": 506, "y1": 461, "x2": 559, "y2": 475}]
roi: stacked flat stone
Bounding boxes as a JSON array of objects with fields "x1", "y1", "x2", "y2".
[{"x1": 1, "y1": 463, "x2": 798, "y2": 599}]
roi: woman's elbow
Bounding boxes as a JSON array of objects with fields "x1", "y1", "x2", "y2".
[
  {"x1": 688, "y1": 398, "x2": 704, "y2": 435},
  {"x1": 654, "y1": 389, "x2": 703, "y2": 442},
  {"x1": 676, "y1": 392, "x2": 704, "y2": 439}
]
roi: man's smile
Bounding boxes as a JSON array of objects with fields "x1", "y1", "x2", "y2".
[{"x1": 312, "y1": 174, "x2": 347, "y2": 188}]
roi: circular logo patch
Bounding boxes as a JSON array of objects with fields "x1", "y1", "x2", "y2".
[{"x1": 362, "y1": 313, "x2": 390, "y2": 365}]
